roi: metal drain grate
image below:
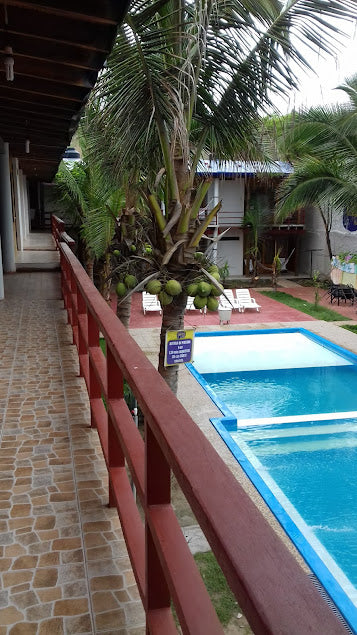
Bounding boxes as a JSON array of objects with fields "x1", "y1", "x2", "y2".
[{"x1": 308, "y1": 573, "x2": 354, "y2": 634}]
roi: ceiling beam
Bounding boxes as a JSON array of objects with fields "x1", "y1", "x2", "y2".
[{"x1": 6, "y1": 0, "x2": 117, "y2": 26}]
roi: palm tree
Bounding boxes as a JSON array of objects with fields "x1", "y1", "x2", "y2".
[
  {"x1": 275, "y1": 75, "x2": 357, "y2": 258},
  {"x1": 55, "y1": 150, "x2": 123, "y2": 297},
  {"x1": 90, "y1": 0, "x2": 355, "y2": 393}
]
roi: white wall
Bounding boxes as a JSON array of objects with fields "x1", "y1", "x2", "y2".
[
  {"x1": 216, "y1": 228, "x2": 244, "y2": 276},
  {"x1": 219, "y1": 179, "x2": 244, "y2": 216},
  {"x1": 298, "y1": 206, "x2": 357, "y2": 276}
]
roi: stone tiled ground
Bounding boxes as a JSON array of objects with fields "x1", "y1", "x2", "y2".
[{"x1": 0, "y1": 273, "x2": 145, "y2": 634}]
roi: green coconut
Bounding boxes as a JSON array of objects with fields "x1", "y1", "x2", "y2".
[
  {"x1": 115, "y1": 282, "x2": 127, "y2": 297},
  {"x1": 197, "y1": 281, "x2": 212, "y2": 297},
  {"x1": 186, "y1": 283, "x2": 198, "y2": 297},
  {"x1": 124, "y1": 274, "x2": 138, "y2": 289},
  {"x1": 206, "y1": 296, "x2": 219, "y2": 312},
  {"x1": 165, "y1": 279, "x2": 182, "y2": 296},
  {"x1": 194, "y1": 295, "x2": 207, "y2": 309},
  {"x1": 159, "y1": 291, "x2": 173, "y2": 306},
  {"x1": 130, "y1": 244, "x2": 137, "y2": 252},
  {"x1": 113, "y1": 249, "x2": 120, "y2": 257},
  {"x1": 146, "y1": 280, "x2": 162, "y2": 295},
  {"x1": 210, "y1": 284, "x2": 223, "y2": 296},
  {"x1": 210, "y1": 271, "x2": 221, "y2": 281},
  {"x1": 145, "y1": 246, "x2": 153, "y2": 254},
  {"x1": 194, "y1": 251, "x2": 204, "y2": 261},
  {"x1": 208, "y1": 264, "x2": 219, "y2": 273}
]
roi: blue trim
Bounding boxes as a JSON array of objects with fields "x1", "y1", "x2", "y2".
[{"x1": 187, "y1": 328, "x2": 357, "y2": 632}]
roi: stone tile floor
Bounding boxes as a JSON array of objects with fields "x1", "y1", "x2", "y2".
[{"x1": 0, "y1": 272, "x2": 145, "y2": 634}]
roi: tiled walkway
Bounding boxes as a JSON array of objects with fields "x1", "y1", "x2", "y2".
[{"x1": 0, "y1": 273, "x2": 145, "y2": 634}]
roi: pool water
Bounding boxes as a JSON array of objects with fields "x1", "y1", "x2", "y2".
[
  {"x1": 203, "y1": 365, "x2": 357, "y2": 420},
  {"x1": 188, "y1": 329, "x2": 357, "y2": 630},
  {"x1": 233, "y1": 419, "x2": 357, "y2": 590}
]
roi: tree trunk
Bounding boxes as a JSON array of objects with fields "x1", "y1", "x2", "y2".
[
  {"x1": 158, "y1": 292, "x2": 187, "y2": 395},
  {"x1": 86, "y1": 256, "x2": 94, "y2": 283},
  {"x1": 318, "y1": 206, "x2": 333, "y2": 260},
  {"x1": 99, "y1": 252, "x2": 112, "y2": 302},
  {"x1": 117, "y1": 295, "x2": 132, "y2": 329}
]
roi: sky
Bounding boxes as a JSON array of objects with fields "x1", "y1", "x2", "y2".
[{"x1": 274, "y1": 18, "x2": 357, "y2": 114}]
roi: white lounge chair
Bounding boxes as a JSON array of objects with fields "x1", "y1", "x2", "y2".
[
  {"x1": 219, "y1": 289, "x2": 243, "y2": 312},
  {"x1": 186, "y1": 296, "x2": 197, "y2": 310},
  {"x1": 235, "y1": 289, "x2": 261, "y2": 312},
  {"x1": 142, "y1": 292, "x2": 162, "y2": 315}
]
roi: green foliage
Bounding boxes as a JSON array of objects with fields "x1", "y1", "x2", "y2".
[
  {"x1": 338, "y1": 253, "x2": 357, "y2": 265},
  {"x1": 275, "y1": 75, "x2": 357, "y2": 222},
  {"x1": 194, "y1": 552, "x2": 237, "y2": 626},
  {"x1": 260, "y1": 291, "x2": 350, "y2": 321},
  {"x1": 341, "y1": 325, "x2": 357, "y2": 334},
  {"x1": 218, "y1": 261, "x2": 230, "y2": 282}
]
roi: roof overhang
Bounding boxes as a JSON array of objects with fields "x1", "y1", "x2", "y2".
[{"x1": 0, "y1": 0, "x2": 129, "y2": 181}]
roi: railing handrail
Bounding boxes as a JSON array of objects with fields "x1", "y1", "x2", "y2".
[
  {"x1": 51, "y1": 215, "x2": 75, "y2": 251},
  {"x1": 59, "y1": 239, "x2": 346, "y2": 635}
]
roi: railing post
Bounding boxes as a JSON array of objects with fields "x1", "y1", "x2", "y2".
[
  {"x1": 69, "y1": 269, "x2": 78, "y2": 345},
  {"x1": 88, "y1": 311, "x2": 101, "y2": 429},
  {"x1": 145, "y1": 423, "x2": 171, "y2": 628},
  {"x1": 107, "y1": 347, "x2": 125, "y2": 507},
  {"x1": 77, "y1": 289, "x2": 87, "y2": 378}
]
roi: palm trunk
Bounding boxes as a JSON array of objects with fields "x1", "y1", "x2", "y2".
[
  {"x1": 158, "y1": 292, "x2": 187, "y2": 395},
  {"x1": 117, "y1": 295, "x2": 132, "y2": 329},
  {"x1": 86, "y1": 256, "x2": 94, "y2": 283},
  {"x1": 318, "y1": 205, "x2": 333, "y2": 260},
  {"x1": 99, "y1": 252, "x2": 112, "y2": 302}
]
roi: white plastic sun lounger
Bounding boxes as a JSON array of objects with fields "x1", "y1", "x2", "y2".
[
  {"x1": 142, "y1": 292, "x2": 162, "y2": 315},
  {"x1": 219, "y1": 289, "x2": 243, "y2": 312},
  {"x1": 235, "y1": 289, "x2": 261, "y2": 312}
]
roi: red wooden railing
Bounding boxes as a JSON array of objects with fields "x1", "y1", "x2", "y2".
[
  {"x1": 52, "y1": 214, "x2": 75, "y2": 251},
  {"x1": 59, "y1": 238, "x2": 346, "y2": 635}
]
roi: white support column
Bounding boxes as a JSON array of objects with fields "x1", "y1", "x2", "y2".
[
  {"x1": 0, "y1": 238, "x2": 4, "y2": 300},
  {"x1": 23, "y1": 174, "x2": 30, "y2": 236},
  {"x1": 12, "y1": 158, "x2": 24, "y2": 252},
  {"x1": 0, "y1": 140, "x2": 16, "y2": 272},
  {"x1": 20, "y1": 171, "x2": 29, "y2": 241}
]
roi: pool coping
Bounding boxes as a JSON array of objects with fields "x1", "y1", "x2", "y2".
[{"x1": 186, "y1": 327, "x2": 357, "y2": 633}]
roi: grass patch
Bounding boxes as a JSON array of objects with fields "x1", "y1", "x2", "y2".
[
  {"x1": 193, "y1": 551, "x2": 238, "y2": 626},
  {"x1": 260, "y1": 290, "x2": 350, "y2": 321},
  {"x1": 340, "y1": 324, "x2": 357, "y2": 334}
]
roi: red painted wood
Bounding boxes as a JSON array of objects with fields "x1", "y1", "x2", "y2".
[
  {"x1": 145, "y1": 425, "x2": 171, "y2": 616},
  {"x1": 89, "y1": 347, "x2": 107, "y2": 396},
  {"x1": 110, "y1": 465, "x2": 145, "y2": 599},
  {"x1": 148, "y1": 504, "x2": 222, "y2": 634},
  {"x1": 59, "y1": 241, "x2": 348, "y2": 635},
  {"x1": 146, "y1": 522, "x2": 171, "y2": 614},
  {"x1": 107, "y1": 398, "x2": 145, "y2": 502},
  {"x1": 146, "y1": 608, "x2": 177, "y2": 634},
  {"x1": 91, "y1": 398, "x2": 108, "y2": 462}
]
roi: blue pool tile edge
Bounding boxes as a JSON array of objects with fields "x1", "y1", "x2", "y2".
[{"x1": 210, "y1": 416, "x2": 357, "y2": 633}]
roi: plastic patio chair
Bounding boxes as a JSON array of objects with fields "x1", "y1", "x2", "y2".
[
  {"x1": 235, "y1": 289, "x2": 261, "y2": 312},
  {"x1": 142, "y1": 292, "x2": 162, "y2": 315},
  {"x1": 219, "y1": 289, "x2": 243, "y2": 312}
]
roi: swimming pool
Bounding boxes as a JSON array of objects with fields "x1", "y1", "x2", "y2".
[{"x1": 187, "y1": 328, "x2": 357, "y2": 632}]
